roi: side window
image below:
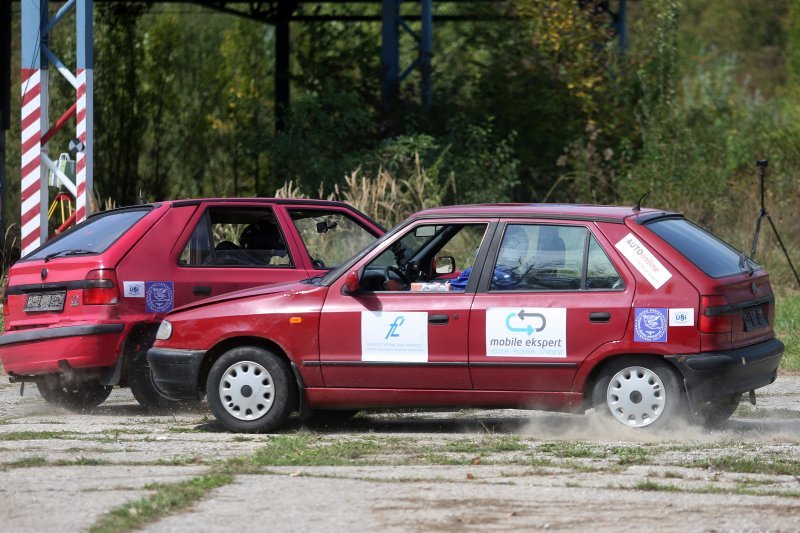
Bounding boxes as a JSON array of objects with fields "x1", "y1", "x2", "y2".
[
  {"x1": 289, "y1": 210, "x2": 377, "y2": 269},
  {"x1": 586, "y1": 235, "x2": 624, "y2": 289},
  {"x1": 360, "y1": 223, "x2": 489, "y2": 292},
  {"x1": 179, "y1": 207, "x2": 292, "y2": 268},
  {"x1": 492, "y1": 225, "x2": 585, "y2": 291}
]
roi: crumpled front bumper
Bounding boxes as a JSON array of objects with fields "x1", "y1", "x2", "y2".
[{"x1": 147, "y1": 347, "x2": 206, "y2": 400}]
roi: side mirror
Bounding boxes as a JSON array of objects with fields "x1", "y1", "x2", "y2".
[
  {"x1": 434, "y1": 256, "x2": 456, "y2": 275},
  {"x1": 342, "y1": 270, "x2": 360, "y2": 295}
]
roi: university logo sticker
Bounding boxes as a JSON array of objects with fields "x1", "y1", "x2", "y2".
[
  {"x1": 123, "y1": 281, "x2": 145, "y2": 298},
  {"x1": 634, "y1": 308, "x2": 668, "y2": 342},
  {"x1": 361, "y1": 311, "x2": 428, "y2": 363},
  {"x1": 145, "y1": 282, "x2": 174, "y2": 313}
]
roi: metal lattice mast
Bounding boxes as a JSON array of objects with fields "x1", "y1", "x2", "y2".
[{"x1": 20, "y1": 0, "x2": 93, "y2": 257}]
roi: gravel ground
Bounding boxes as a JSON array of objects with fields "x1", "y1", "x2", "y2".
[{"x1": 1, "y1": 374, "x2": 799, "y2": 532}]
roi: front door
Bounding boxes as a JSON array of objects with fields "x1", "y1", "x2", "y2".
[{"x1": 319, "y1": 220, "x2": 495, "y2": 389}]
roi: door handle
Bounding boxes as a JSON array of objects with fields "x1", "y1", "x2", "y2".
[
  {"x1": 193, "y1": 286, "x2": 212, "y2": 296},
  {"x1": 429, "y1": 314, "x2": 449, "y2": 325},
  {"x1": 589, "y1": 312, "x2": 611, "y2": 323}
]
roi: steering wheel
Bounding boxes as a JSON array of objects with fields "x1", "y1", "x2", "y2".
[{"x1": 384, "y1": 265, "x2": 411, "y2": 288}]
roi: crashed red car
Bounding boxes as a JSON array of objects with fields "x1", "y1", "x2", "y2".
[
  {"x1": 0, "y1": 198, "x2": 383, "y2": 410},
  {"x1": 147, "y1": 204, "x2": 784, "y2": 433}
]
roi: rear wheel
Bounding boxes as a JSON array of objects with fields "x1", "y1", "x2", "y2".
[
  {"x1": 207, "y1": 347, "x2": 296, "y2": 433},
  {"x1": 592, "y1": 358, "x2": 686, "y2": 430},
  {"x1": 36, "y1": 376, "x2": 112, "y2": 412}
]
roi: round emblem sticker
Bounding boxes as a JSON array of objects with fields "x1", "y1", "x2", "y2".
[
  {"x1": 634, "y1": 308, "x2": 668, "y2": 343},
  {"x1": 146, "y1": 282, "x2": 174, "y2": 313}
]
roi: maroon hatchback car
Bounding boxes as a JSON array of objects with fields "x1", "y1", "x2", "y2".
[
  {"x1": 0, "y1": 198, "x2": 383, "y2": 410},
  {"x1": 147, "y1": 204, "x2": 784, "y2": 432}
]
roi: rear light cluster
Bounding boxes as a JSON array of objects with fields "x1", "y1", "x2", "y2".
[
  {"x1": 699, "y1": 295, "x2": 732, "y2": 334},
  {"x1": 84, "y1": 269, "x2": 119, "y2": 305}
]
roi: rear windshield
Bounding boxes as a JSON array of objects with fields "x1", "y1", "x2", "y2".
[
  {"x1": 645, "y1": 217, "x2": 756, "y2": 278},
  {"x1": 25, "y1": 208, "x2": 152, "y2": 261}
]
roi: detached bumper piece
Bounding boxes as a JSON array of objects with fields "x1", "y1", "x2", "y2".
[
  {"x1": 147, "y1": 347, "x2": 206, "y2": 400},
  {"x1": 667, "y1": 338, "x2": 784, "y2": 404}
]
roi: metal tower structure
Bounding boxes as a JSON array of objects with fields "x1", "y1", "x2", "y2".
[{"x1": 20, "y1": 0, "x2": 93, "y2": 257}]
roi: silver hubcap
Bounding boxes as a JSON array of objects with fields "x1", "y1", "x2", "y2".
[
  {"x1": 219, "y1": 360, "x2": 275, "y2": 421},
  {"x1": 606, "y1": 366, "x2": 666, "y2": 428}
]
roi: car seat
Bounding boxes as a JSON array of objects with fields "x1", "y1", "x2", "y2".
[{"x1": 239, "y1": 220, "x2": 288, "y2": 264}]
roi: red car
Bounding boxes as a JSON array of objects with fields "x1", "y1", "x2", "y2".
[
  {"x1": 147, "y1": 204, "x2": 784, "y2": 432},
  {"x1": 0, "y1": 198, "x2": 383, "y2": 410}
]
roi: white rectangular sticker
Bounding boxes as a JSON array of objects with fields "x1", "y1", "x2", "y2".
[
  {"x1": 669, "y1": 308, "x2": 694, "y2": 326},
  {"x1": 361, "y1": 311, "x2": 428, "y2": 363},
  {"x1": 123, "y1": 281, "x2": 145, "y2": 298},
  {"x1": 614, "y1": 233, "x2": 672, "y2": 289},
  {"x1": 486, "y1": 307, "x2": 567, "y2": 358}
]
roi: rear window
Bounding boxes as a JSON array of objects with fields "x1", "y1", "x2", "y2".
[
  {"x1": 25, "y1": 208, "x2": 151, "y2": 261},
  {"x1": 645, "y1": 218, "x2": 755, "y2": 278}
]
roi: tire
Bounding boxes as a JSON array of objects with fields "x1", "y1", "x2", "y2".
[
  {"x1": 36, "y1": 376, "x2": 113, "y2": 412},
  {"x1": 206, "y1": 347, "x2": 296, "y2": 433},
  {"x1": 592, "y1": 358, "x2": 687, "y2": 430},
  {"x1": 127, "y1": 350, "x2": 185, "y2": 412},
  {"x1": 697, "y1": 396, "x2": 740, "y2": 428}
]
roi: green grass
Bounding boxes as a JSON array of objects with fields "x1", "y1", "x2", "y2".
[
  {"x1": 250, "y1": 434, "x2": 384, "y2": 466},
  {"x1": 89, "y1": 473, "x2": 233, "y2": 533},
  {"x1": 687, "y1": 455, "x2": 800, "y2": 476},
  {"x1": 776, "y1": 294, "x2": 800, "y2": 371},
  {"x1": 0, "y1": 430, "x2": 78, "y2": 441}
]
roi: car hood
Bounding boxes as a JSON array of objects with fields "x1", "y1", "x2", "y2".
[{"x1": 170, "y1": 279, "x2": 320, "y2": 314}]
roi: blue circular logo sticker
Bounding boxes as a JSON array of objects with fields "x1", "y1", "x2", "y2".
[
  {"x1": 634, "y1": 308, "x2": 668, "y2": 343},
  {"x1": 146, "y1": 282, "x2": 174, "y2": 313}
]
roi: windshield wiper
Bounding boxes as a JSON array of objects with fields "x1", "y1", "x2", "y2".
[{"x1": 44, "y1": 249, "x2": 94, "y2": 263}]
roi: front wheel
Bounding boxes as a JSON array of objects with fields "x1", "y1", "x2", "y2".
[
  {"x1": 206, "y1": 347, "x2": 296, "y2": 433},
  {"x1": 592, "y1": 359, "x2": 686, "y2": 430},
  {"x1": 127, "y1": 351, "x2": 185, "y2": 412},
  {"x1": 36, "y1": 376, "x2": 113, "y2": 412},
  {"x1": 697, "y1": 397, "x2": 740, "y2": 428}
]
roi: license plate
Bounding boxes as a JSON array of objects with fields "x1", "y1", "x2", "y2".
[
  {"x1": 743, "y1": 305, "x2": 769, "y2": 331},
  {"x1": 24, "y1": 291, "x2": 66, "y2": 312}
]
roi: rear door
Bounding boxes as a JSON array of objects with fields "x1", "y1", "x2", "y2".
[{"x1": 469, "y1": 221, "x2": 634, "y2": 391}]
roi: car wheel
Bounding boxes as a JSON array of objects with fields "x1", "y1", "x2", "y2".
[
  {"x1": 36, "y1": 377, "x2": 113, "y2": 412},
  {"x1": 206, "y1": 347, "x2": 296, "y2": 433},
  {"x1": 592, "y1": 358, "x2": 686, "y2": 429},
  {"x1": 697, "y1": 396, "x2": 740, "y2": 428},
  {"x1": 127, "y1": 351, "x2": 185, "y2": 412}
]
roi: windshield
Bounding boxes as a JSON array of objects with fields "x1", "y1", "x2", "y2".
[
  {"x1": 645, "y1": 217, "x2": 759, "y2": 278},
  {"x1": 24, "y1": 208, "x2": 152, "y2": 261}
]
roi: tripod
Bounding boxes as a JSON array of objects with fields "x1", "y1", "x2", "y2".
[{"x1": 750, "y1": 160, "x2": 800, "y2": 288}]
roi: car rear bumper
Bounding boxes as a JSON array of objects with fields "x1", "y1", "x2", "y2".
[
  {"x1": 147, "y1": 347, "x2": 206, "y2": 400},
  {"x1": 0, "y1": 323, "x2": 126, "y2": 375},
  {"x1": 666, "y1": 338, "x2": 784, "y2": 403}
]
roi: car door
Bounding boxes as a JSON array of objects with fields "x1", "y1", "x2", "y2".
[
  {"x1": 170, "y1": 203, "x2": 306, "y2": 309},
  {"x1": 318, "y1": 219, "x2": 496, "y2": 390},
  {"x1": 469, "y1": 220, "x2": 634, "y2": 391}
]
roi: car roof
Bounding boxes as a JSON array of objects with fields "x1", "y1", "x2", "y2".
[{"x1": 411, "y1": 203, "x2": 674, "y2": 223}]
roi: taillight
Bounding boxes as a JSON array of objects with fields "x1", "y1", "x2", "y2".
[
  {"x1": 699, "y1": 295, "x2": 732, "y2": 333},
  {"x1": 83, "y1": 269, "x2": 119, "y2": 305}
]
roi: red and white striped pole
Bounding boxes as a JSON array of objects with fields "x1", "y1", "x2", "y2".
[{"x1": 75, "y1": 0, "x2": 93, "y2": 224}]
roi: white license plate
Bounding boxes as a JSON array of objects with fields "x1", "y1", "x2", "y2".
[{"x1": 24, "y1": 291, "x2": 66, "y2": 312}]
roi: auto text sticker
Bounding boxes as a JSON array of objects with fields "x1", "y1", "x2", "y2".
[
  {"x1": 361, "y1": 311, "x2": 428, "y2": 363},
  {"x1": 145, "y1": 282, "x2": 174, "y2": 313},
  {"x1": 123, "y1": 281, "x2": 145, "y2": 298},
  {"x1": 634, "y1": 308, "x2": 668, "y2": 342},
  {"x1": 485, "y1": 307, "x2": 567, "y2": 357},
  {"x1": 669, "y1": 308, "x2": 694, "y2": 327},
  {"x1": 614, "y1": 233, "x2": 672, "y2": 289}
]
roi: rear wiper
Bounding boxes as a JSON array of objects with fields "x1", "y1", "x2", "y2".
[
  {"x1": 44, "y1": 249, "x2": 94, "y2": 263},
  {"x1": 738, "y1": 253, "x2": 755, "y2": 277}
]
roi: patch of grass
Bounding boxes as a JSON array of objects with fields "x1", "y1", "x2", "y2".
[
  {"x1": 0, "y1": 456, "x2": 48, "y2": 470},
  {"x1": 634, "y1": 479, "x2": 681, "y2": 492},
  {"x1": 443, "y1": 435, "x2": 527, "y2": 454},
  {"x1": 663, "y1": 471, "x2": 684, "y2": 479},
  {"x1": 735, "y1": 404, "x2": 800, "y2": 420},
  {"x1": 689, "y1": 455, "x2": 800, "y2": 476},
  {"x1": 538, "y1": 441, "x2": 606, "y2": 459},
  {"x1": 54, "y1": 457, "x2": 112, "y2": 467},
  {"x1": 167, "y1": 427, "x2": 203, "y2": 434},
  {"x1": 0, "y1": 418, "x2": 11, "y2": 425},
  {"x1": 89, "y1": 473, "x2": 233, "y2": 533},
  {"x1": 0, "y1": 430, "x2": 77, "y2": 441},
  {"x1": 250, "y1": 434, "x2": 384, "y2": 466},
  {"x1": 99, "y1": 429, "x2": 151, "y2": 435},
  {"x1": 611, "y1": 446, "x2": 650, "y2": 465},
  {"x1": 776, "y1": 294, "x2": 800, "y2": 371}
]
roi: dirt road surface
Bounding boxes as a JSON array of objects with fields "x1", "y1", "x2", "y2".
[{"x1": 1, "y1": 374, "x2": 799, "y2": 532}]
